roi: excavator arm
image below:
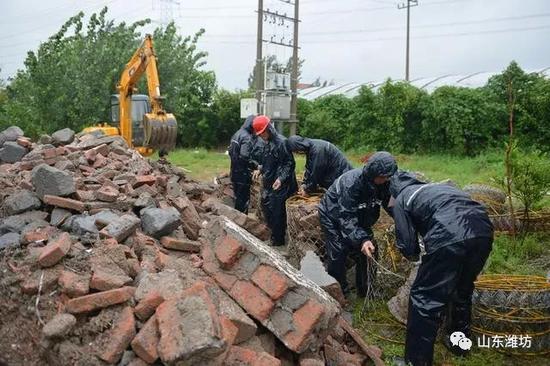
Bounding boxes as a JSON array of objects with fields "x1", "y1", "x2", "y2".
[{"x1": 117, "y1": 34, "x2": 177, "y2": 155}]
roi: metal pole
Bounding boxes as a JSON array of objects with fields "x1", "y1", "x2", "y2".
[
  {"x1": 289, "y1": 0, "x2": 299, "y2": 136},
  {"x1": 256, "y1": 0, "x2": 264, "y2": 113},
  {"x1": 405, "y1": 0, "x2": 410, "y2": 81}
]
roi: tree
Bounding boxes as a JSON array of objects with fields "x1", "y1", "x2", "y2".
[{"x1": 0, "y1": 8, "x2": 216, "y2": 147}]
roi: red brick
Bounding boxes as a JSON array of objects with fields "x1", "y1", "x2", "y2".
[
  {"x1": 21, "y1": 267, "x2": 60, "y2": 295},
  {"x1": 16, "y1": 137, "x2": 32, "y2": 147},
  {"x1": 215, "y1": 235, "x2": 243, "y2": 269},
  {"x1": 156, "y1": 175, "x2": 168, "y2": 187},
  {"x1": 213, "y1": 271, "x2": 238, "y2": 291},
  {"x1": 43, "y1": 195, "x2": 85, "y2": 212},
  {"x1": 284, "y1": 300, "x2": 325, "y2": 352},
  {"x1": 38, "y1": 232, "x2": 72, "y2": 267},
  {"x1": 76, "y1": 190, "x2": 95, "y2": 202},
  {"x1": 42, "y1": 148, "x2": 57, "y2": 159},
  {"x1": 93, "y1": 143, "x2": 109, "y2": 156},
  {"x1": 93, "y1": 153, "x2": 107, "y2": 168},
  {"x1": 172, "y1": 196, "x2": 201, "y2": 240},
  {"x1": 79, "y1": 164, "x2": 96, "y2": 175},
  {"x1": 127, "y1": 358, "x2": 149, "y2": 366},
  {"x1": 99, "y1": 307, "x2": 136, "y2": 364},
  {"x1": 133, "y1": 175, "x2": 157, "y2": 188},
  {"x1": 154, "y1": 251, "x2": 171, "y2": 269},
  {"x1": 224, "y1": 346, "x2": 281, "y2": 366},
  {"x1": 66, "y1": 286, "x2": 135, "y2": 314},
  {"x1": 21, "y1": 226, "x2": 57, "y2": 244},
  {"x1": 90, "y1": 270, "x2": 131, "y2": 291},
  {"x1": 84, "y1": 148, "x2": 97, "y2": 162},
  {"x1": 135, "y1": 291, "x2": 164, "y2": 321},
  {"x1": 55, "y1": 146, "x2": 67, "y2": 156},
  {"x1": 254, "y1": 352, "x2": 282, "y2": 366},
  {"x1": 221, "y1": 315, "x2": 239, "y2": 345},
  {"x1": 95, "y1": 185, "x2": 119, "y2": 202},
  {"x1": 131, "y1": 314, "x2": 160, "y2": 364},
  {"x1": 251, "y1": 265, "x2": 290, "y2": 301},
  {"x1": 160, "y1": 236, "x2": 201, "y2": 252},
  {"x1": 229, "y1": 281, "x2": 274, "y2": 321},
  {"x1": 58, "y1": 270, "x2": 90, "y2": 297}
]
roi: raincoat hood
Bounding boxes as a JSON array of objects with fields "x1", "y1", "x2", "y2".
[
  {"x1": 242, "y1": 114, "x2": 256, "y2": 133},
  {"x1": 390, "y1": 170, "x2": 426, "y2": 198},
  {"x1": 287, "y1": 135, "x2": 313, "y2": 153},
  {"x1": 362, "y1": 151, "x2": 397, "y2": 182}
]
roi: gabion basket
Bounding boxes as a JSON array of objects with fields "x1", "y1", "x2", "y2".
[
  {"x1": 472, "y1": 274, "x2": 550, "y2": 355},
  {"x1": 286, "y1": 194, "x2": 324, "y2": 268}
]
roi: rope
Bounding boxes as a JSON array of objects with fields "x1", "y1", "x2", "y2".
[{"x1": 369, "y1": 256, "x2": 407, "y2": 280}]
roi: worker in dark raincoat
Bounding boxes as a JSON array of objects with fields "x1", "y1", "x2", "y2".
[
  {"x1": 252, "y1": 115, "x2": 298, "y2": 246},
  {"x1": 228, "y1": 115, "x2": 261, "y2": 213},
  {"x1": 318, "y1": 151, "x2": 397, "y2": 297},
  {"x1": 286, "y1": 135, "x2": 353, "y2": 195},
  {"x1": 388, "y1": 171, "x2": 494, "y2": 366}
]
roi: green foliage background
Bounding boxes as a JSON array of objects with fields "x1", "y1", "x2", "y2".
[{"x1": 0, "y1": 8, "x2": 549, "y2": 156}]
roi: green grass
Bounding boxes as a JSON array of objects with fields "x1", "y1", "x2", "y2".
[{"x1": 168, "y1": 149, "x2": 503, "y2": 188}]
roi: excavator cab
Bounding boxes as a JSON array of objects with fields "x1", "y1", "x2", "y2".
[{"x1": 110, "y1": 94, "x2": 150, "y2": 148}]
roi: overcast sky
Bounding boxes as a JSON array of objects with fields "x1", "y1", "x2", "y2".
[{"x1": 1, "y1": 0, "x2": 549, "y2": 90}]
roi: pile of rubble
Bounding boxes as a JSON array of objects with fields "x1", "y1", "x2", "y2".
[{"x1": 0, "y1": 126, "x2": 383, "y2": 366}]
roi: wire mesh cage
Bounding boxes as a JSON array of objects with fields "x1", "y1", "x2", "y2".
[
  {"x1": 285, "y1": 194, "x2": 325, "y2": 268},
  {"x1": 472, "y1": 274, "x2": 550, "y2": 355},
  {"x1": 489, "y1": 211, "x2": 550, "y2": 233}
]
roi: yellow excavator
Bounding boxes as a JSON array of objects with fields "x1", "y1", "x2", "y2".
[{"x1": 84, "y1": 34, "x2": 177, "y2": 156}]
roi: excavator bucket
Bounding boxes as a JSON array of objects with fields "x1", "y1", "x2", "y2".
[{"x1": 142, "y1": 112, "x2": 178, "y2": 152}]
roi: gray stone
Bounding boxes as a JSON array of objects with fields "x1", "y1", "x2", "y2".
[
  {"x1": 0, "y1": 126, "x2": 24, "y2": 146},
  {"x1": 388, "y1": 264, "x2": 419, "y2": 325},
  {"x1": 38, "y1": 134, "x2": 53, "y2": 145},
  {"x1": 54, "y1": 159, "x2": 75, "y2": 172},
  {"x1": 31, "y1": 164, "x2": 76, "y2": 198},
  {"x1": 117, "y1": 351, "x2": 137, "y2": 366},
  {"x1": 50, "y1": 208, "x2": 72, "y2": 227},
  {"x1": 51, "y1": 128, "x2": 75, "y2": 145},
  {"x1": 71, "y1": 215, "x2": 98, "y2": 236},
  {"x1": 42, "y1": 313, "x2": 77, "y2": 338},
  {"x1": 0, "y1": 141, "x2": 28, "y2": 163},
  {"x1": 92, "y1": 210, "x2": 121, "y2": 226},
  {"x1": 0, "y1": 211, "x2": 48, "y2": 234},
  {"x1": 3, "y1": 190, "x2": 41, "y2": 215},
  {"x1": 280, "y1": 289, "x2": 308, "y2": 311},
  {"x1": 141, "y1": 207, "x2": 181, "y2": 239},
  {"x1": 100, "y1": 214, "x2": 141, "y2": 242},
  {"x1": 134, "y1": 192, "x2": 156, "y2": 210},
  {"x1": 0, "y1": 232, "x2": 21, "y2": 250}
]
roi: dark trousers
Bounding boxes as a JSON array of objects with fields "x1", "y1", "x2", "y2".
[
  {"x1": 319, "y1": 214, "x2": 371, "y2": 296},
  {"x1": 405, "y1": 237, "x2": 493, "y2": 366},
  {"x1": 232, "y1": 181, "x2": 251, "y2": 214},
  {"x1": 261, "y1": 187, "x2": 290, "y2": 245}
]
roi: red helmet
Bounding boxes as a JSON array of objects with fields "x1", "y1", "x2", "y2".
[{"x1": 253, "y1": 115, "x2": 270, "y2": 135}]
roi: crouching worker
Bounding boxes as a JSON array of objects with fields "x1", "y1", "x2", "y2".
[
  {"x1": 286, "y1": 135, "x2": 353, "y2": 195},
  {"x1": 388, "y1": 171, "x2": 494, "y2": 366},
  {"x1": 318, "y1": 151, "x2": 397, "y2": 297},
  {"x1": 252, "y1": 115, "x2": 297, "y2": 246}
]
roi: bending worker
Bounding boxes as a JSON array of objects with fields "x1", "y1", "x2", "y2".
[
  {"x1": 388, "y1": 171, "x2": 494, "y2": 366},
  {"x1": 252, "y1": 115, "x2": 297, "y2": 246},
  {"x1": 286, "y1": 135, "x2": 353, "y2": 195},
  {"x1": 318, "y1": 151, "x2": 397, "y2": 297},
  {"x1": 228, "y1": 115, "x2": 262, "y2": 213}
]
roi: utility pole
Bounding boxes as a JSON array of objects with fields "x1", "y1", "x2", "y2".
[
  {"x1": 289, "y1": 0, "x2": 299, "y2": 136},
  {"x1": 398, "y1": 0, "x2": 418, "y2": 81},
  {"x1": 256, "y1": 0, "x2": 264, "y2": 113}
]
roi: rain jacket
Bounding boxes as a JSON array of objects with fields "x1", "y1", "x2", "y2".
[
  {"x1": 389, "y1": 171, "x2": 494, "y2": 260},
  {"x1": 260, "y1": 124, "x2": 298, "y2": 193},
  {"x1": 318, "y1": 151, "x2": 397, "y2": 250},
  {"x1": 228, "y1": 115, "x2": 260, "y2": 182},
  {"x1": 287, "y1": 136, "x2": 353, "y2": 192}
]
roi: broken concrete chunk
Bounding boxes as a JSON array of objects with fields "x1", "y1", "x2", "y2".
[
  {"x1": 31, "y1": 164, "x2": 76, "y2": 198},
  {"x1": 300, "y1": 251, "x2": 346, "y2": 306},
  {"x1": 3, "y1": 190, "x2": 41, "y2": 215},
  {"x1": 135, "y1": 269, "x2": 183, "y2": 302},
  {"x1": 99, "y1": 214, "x2": 141, "y2": 242},
  {"x1": 141, "y1": 207, "x2": 181, "y2": 238},
  {"x1": 42, "y1": 313, "x2": 77, "y2": 338}
]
